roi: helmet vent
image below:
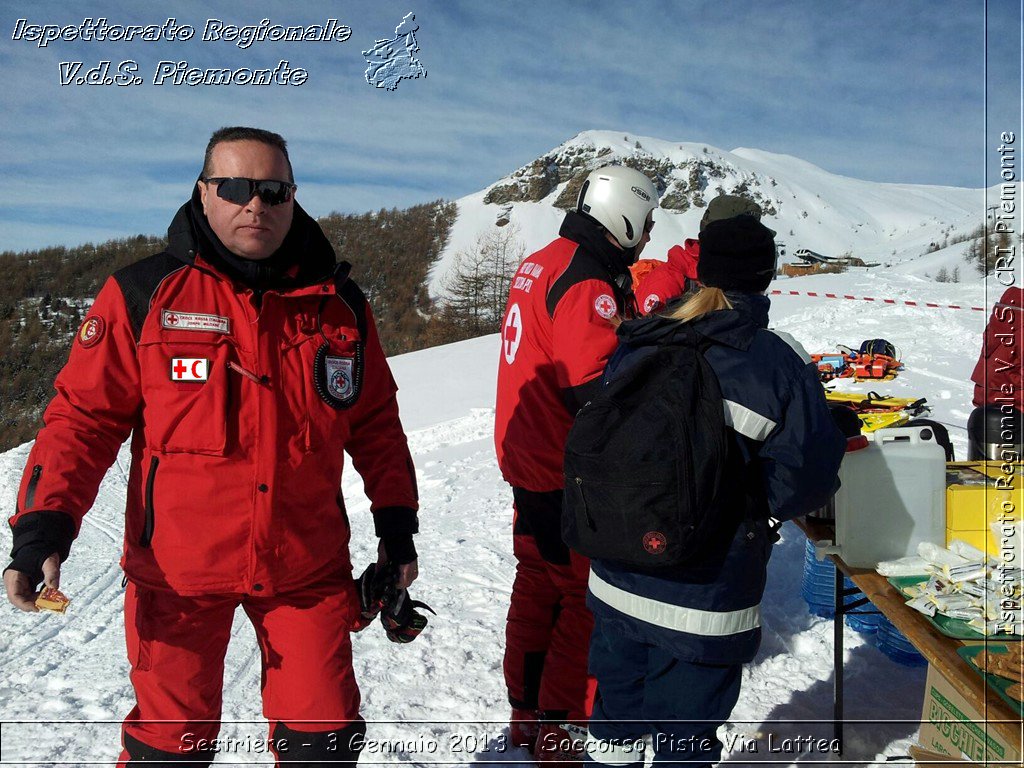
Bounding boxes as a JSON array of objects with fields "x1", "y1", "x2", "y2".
[{"x1": 622, "y1": 216, "x2": 634, "y2": 242}]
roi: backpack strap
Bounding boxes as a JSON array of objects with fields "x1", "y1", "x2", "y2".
[{"x1": 333, "y1": 261, "x2": 368, "y2": 340}]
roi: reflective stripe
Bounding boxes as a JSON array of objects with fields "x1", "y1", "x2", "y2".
[
  {"x1": 769, "y1": 329, "x2": 813, "y2": 363},
  {"x1": 585, "y1": 732, "x2": 647, "y2": 766},
  {"x1": 723, "y1": 399, "x2": 776, "y2": 441},
  {"x1": 589, "y1": 570, "x2": 760, "y2": 636}
]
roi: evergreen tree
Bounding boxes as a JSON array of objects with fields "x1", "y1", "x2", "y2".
[{"x1": 443, "y1": 224, "x2": 524, "y2": 335}]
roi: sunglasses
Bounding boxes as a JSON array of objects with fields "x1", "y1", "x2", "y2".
[{"x1": 202, "y1": 177, "x2": 296, "y2": 206}]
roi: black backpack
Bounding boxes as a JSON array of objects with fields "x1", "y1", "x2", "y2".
[{"x1": 562, "y1": 326, "x2": 730, "y2": 572}]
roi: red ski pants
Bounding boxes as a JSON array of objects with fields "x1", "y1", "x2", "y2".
[
  {"x1": 504, "y1": 488, "x2": 595, "y2": 723},
  {"x1": 117, "y1": 571, "x2": 363, "y2": 765}
]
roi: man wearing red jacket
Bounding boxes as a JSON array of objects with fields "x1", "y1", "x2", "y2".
[
  {"x1": 3, "y1": 127, "x2": 419, "y2": 767},
  {"x1": 494, "y1": 165, "x2": 659, "y2": 762}
]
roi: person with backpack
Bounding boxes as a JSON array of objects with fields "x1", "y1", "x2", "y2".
[
  {"x1": 494, "y1": 165, "x2": 659, "y2": 762},
  {"x1": 565, "y1": 214, "x2": 845, "y2": 767}
]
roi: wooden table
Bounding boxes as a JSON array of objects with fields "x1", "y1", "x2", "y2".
[{"x1": 793, "y1": 518, "x2": 1023, "y2": 755}]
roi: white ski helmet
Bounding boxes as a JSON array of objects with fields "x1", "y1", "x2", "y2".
[{"x1": 576, "y1": 165, "x2": 659, "y2": 249}]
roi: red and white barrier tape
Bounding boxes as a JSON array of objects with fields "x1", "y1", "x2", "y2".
[{"x1": 769, "y1": 289, "x2": 986, "y2": 312}]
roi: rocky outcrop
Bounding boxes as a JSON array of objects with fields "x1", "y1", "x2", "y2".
[{"x1": 483, "y1": 138, "x2": 783, "y2": 216}]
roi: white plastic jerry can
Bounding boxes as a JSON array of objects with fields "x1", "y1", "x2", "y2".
[{"x1": 817, "y1": 426, "x2": 946, "y2": 569}]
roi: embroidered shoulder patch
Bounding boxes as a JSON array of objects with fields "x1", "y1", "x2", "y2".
[
  {"x1": 77, "y1": 316, "x2": 105, "y2": 348},
  {"x1": 594, "y1": 294, "x2": 617, "y2": 320}
]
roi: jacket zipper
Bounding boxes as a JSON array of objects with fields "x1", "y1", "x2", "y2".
[
  {"x1": 24, "y1": 464, "x2": 42, "y2": 509},
  {"x1": 657, "y1": 398, "x2": 696, "y2": 528},
  {"x1": 574, "y1": 477, "x2": 597, "y2": 531},
  {"x1": 140, "y1": 457, "x2": 159, "y2": 548}
]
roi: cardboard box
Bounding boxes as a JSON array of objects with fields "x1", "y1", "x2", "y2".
[
  {"x1": 917, "y1": 664, "x2": 1022, "y2": 764},
  {"x1": 945, "y1": 462, "x2": 1023, "y2": 554},
  {"x1": 910, "y1": 744, "x2": 985, "y2": 767}
]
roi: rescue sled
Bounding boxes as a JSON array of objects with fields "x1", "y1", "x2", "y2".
[
  {"x1": 811, "y1": 342, "x2": 903, "y2": 382},
  {"x1": 824, "y1": 390, "x2": 930, "y2": 433}
]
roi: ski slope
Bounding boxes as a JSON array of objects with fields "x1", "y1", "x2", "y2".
[{"x1": 0, "y1": 269, "x2": 992, "y2": 766}]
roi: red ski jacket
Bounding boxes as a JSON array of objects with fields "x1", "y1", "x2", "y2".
[
  {"x1": 972, "y1": 286, "x2": 1024, "y2": 412},
  {"x1": 11, "y1": 202, "x2": 418, "y2": 596},
  {"x1": 495, "y1": 212, "x2": 634, "y2": 492},
  {"x1": 632, "y1": 239, "x2": 699, "y2": 314}
]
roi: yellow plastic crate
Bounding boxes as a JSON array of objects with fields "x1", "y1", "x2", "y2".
[{"x1": 945, "y1": 462, "x2": 1023, "y2": 555}]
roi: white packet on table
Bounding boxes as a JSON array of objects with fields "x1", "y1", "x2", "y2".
[
  {"x1": 876, "y1": 556, "x2": 929, "y2": 577},
  {"x1": 907, "y1": 595, "x2": 937, "y2": 617},
  {"x1": 918, "y1": 542, "x2": 969, "y2": 569}
]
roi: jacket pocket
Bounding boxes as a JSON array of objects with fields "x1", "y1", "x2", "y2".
[
  {"x1": 282, "y1": 328, "x2": 360, "y2": 453},
  {"x1": 138, "y1": 339, "x2": 233, "y2": 455},
  {"x1": 139, "y1": 457, "x2": 158, "y2": 548},
  {"x1": 125, "y1": 581, "x2": 152, "y2": 672}
]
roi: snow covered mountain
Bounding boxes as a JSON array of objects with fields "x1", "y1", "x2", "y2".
[{"x1": 430, "y1": 130, "x2": 987, "y2": 296}]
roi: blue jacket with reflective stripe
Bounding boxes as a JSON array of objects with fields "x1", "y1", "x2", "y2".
[{"x1": 587, "y1": 292, "x2": 845, "y2": 663}]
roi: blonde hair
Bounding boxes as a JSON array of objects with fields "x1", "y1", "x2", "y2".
[{"x1": 661, "y1": 286, "x2": 732, "y2": 324}]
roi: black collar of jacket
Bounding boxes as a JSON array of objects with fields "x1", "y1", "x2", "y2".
[
  {"x1": 164, "y1": 186, "x2": 337, "y2": 291},
  {"x1": 617, "y1": 292, "x2": 771, "y2": 352},
  {"x1": 559, "y1": 210, "x2": 635, "y2": 297}
]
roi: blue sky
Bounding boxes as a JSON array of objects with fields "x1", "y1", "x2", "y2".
[{"x1": 0, "y1": 0, "x2": 1019, "y2": 252}]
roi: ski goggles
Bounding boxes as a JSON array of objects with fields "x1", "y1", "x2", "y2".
[{"x1": 202, "y1": 177, "x2": 296, "y2": 206}]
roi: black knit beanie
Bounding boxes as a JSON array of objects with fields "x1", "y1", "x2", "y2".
[
  {"x1": 699, "y1": 194, "x2": 763, "y2": 232},
  {"x1": 697, "y1": 215, "x2": 777, "y2": 293}
]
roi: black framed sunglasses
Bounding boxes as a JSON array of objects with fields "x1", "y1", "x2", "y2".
[{"x1": 202, "y1": 177, "x2": 296, "y2": 206}]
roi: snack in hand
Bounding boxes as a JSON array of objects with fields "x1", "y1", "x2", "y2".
[{"x1": 35, "y1": 586, "x2": 70, "y2": 614}]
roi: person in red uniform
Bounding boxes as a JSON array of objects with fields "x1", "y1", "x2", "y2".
[
  {"x1": 632, "y1": 194, "x2": 765, "y2": 314},
  {"x1": 971, "y1": 286, "x2": 1024, "y2": 412},
  {"x1": 3, "y1": 127, "x2": 419, "y2": 767},
  {"x1": 494, "y1": 165, "x2": 659, "y2": 762},
  {"x1": 969, "y1": 285, "x2": 1024, "y2": 459}
]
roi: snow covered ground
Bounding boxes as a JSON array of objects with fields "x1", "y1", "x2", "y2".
[{"x1": 0, "y1": 268, "x2": 995, "y2": 766}]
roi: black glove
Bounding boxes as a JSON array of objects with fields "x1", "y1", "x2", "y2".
[
  {"x1": 353, "y1": 561, "x2": 398, "y2": 630},
  {"x1": 5, "y1": 511, "x2": 75, "y2": 587},
  {"x1": 380, "y1": 587, "x2": 436, "y2": 643},
  {"x1": 352, "y1": 560, "x2": 435, "y2": 642}
]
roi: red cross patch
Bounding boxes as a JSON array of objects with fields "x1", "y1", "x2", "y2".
[
  {"x1": 594, "y1": 294, "x2": 617, "y2": 320},
  {"x1": 170, "y1": 358, "x2": 209, "y2": 382},
  {"x1": 503, "y1": 303, "x2": 523, "y2": 364},
  {"x1": 643, "y1": 294, "x2": 662, "y2": 314},
  {"x1": 642, "y1": 531, "x2": 667, "y2": 555}
]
